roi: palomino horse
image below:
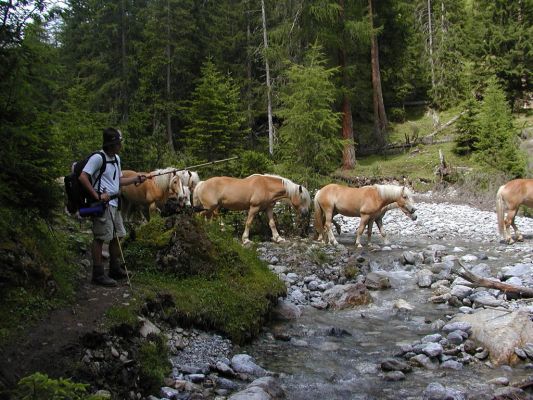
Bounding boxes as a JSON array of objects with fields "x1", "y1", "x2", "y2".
[
  {"x1": 176, "y1": 170, "x2": 200, "y2": 193},
  {"x1": 314, "y1": 184, "x2": 417, "y2": 247},
  {"x1": 193, "y1": 174, "x2": 311, "y2": 244},
  {"x1": 496, "y1": 178, "x2": 533, "y2": 244},
  {"x1": 121, "y1": 168, "x2": 186, "y2": 221}
]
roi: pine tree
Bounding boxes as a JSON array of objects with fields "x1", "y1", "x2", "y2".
[
  {"x1": 453, "y1": 97, "x2": 479, "y2": 156},
  {"x1": 277, "y1": 44, "x2": 342, "y2": 174},
  {"x1": 474, "y1": 77, "x2": 526, "y2": 177},
  {"x1": 0, "y1": 20, "x2": 63, "y2": 218},
  {"x1": 183, "y1": 60, "x2": 247, "y2": 162}
]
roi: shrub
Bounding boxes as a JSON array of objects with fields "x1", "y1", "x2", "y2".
[{"x1": 14, "y1": 372, "x2": 103, "y2": 400}]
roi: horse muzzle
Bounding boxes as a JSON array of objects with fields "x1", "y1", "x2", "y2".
[{"x1": 300, "y1": 208, "x2": 309, "y2": 217}]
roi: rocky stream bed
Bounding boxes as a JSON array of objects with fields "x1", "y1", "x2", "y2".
[{"x1": 83, "y1": 195, "x2": 533, "y2": 400}]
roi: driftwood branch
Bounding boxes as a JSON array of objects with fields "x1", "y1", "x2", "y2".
[
  {"x1": 423, "y1": 111, "x2": 467, "y2": 140},
  {"x1": 454, "y1": 261, "x2": 533, "y2": 298}
]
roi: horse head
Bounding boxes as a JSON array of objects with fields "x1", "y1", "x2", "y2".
[
  {"x1": 178, "y1": 170, "x2": 200, "y2": 193},
  {"x1": 169, "y1": 175, "x2": 188, "y2": 207},
  {"x1": 396, "y1": 186, "x2": 417, "y2": 220},
  {"x1": 288, "y1": 183, "x2": 311, "y2": 216}
]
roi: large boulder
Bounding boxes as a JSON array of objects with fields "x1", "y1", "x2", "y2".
[{"x1": 453, "y1": 310, "x2": 533, "y2": 365}]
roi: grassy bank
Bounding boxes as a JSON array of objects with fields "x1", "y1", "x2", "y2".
[{"x1": 108, "y1": 214, "x2": 286, "y2": 344}]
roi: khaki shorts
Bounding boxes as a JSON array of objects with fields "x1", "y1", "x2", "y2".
[{"x1": 92, "y1": 206, "x2": 126, "y2": 242}]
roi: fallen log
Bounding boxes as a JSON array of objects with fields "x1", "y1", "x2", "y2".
[{"x1": 454, "y1": 261, "x2": 533, "y2": 298}]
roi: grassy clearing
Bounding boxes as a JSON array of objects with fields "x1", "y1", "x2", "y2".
[{"x1": 341, "y1": 107, "x2": 532, "y2": 192}]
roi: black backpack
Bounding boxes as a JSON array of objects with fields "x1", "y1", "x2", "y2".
[{"x1": 64, "y1": 151, "x2": 114, "y2": 214}]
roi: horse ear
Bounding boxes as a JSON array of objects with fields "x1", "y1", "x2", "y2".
[{"x1": 299, "y1": 185, "x2": 302, "y2": 194}]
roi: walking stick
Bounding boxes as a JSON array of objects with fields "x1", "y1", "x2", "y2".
[{"x1": 108, "y1": 207, "x2": 133, "y2": 290}]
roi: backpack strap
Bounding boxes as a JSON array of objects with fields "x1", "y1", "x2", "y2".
[{"x1": 93, "y1": 151, "x2": 107, "y2": 194}]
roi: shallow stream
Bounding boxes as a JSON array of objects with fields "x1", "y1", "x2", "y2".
[{"x1": 244, "y1": 230, "x2": 533, "y2": 399}]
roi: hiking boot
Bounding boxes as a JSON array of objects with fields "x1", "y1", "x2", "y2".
[
  {"x1": 91, "y1": 265, "x2": 117, "y2": 287},
  {"x1": 109, "y1": 261, "x2": 128, "y2": 280}
]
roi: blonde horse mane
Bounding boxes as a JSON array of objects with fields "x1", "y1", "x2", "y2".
[
  {"x1": 375, "y1": 184, "x2": 413, "y2": 202},
  {"x1": 151, "y1": 168, "x2": 176, "y2": 190},
  {"x1": 252, "y1": 174, "x2": 311, "y2": 207}
]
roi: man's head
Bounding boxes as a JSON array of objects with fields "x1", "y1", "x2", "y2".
[{"x1": 102, "y1": 127, "x2": 123, "y2": 152}]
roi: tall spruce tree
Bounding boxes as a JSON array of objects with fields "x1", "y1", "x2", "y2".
[
  {"x1": 277, "y1": 44, "x2": 342, "y2": 174},
  {"x1": 182, "y1": 60, "x2": 247, "y2": 162},
  {"x1": 0, "y1": 19, "x2": 63, "y2": 217},
  {"x1": 474, "y1": 77, "x2": 526, "y2": 178}
]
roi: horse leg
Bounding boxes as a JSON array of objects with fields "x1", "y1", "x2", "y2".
[
  {"x1": 355, "y1": 215, "x2": 370, "y2": 248},
  {"x1": 266, "y1": 207, "x2": 284, "y2": 243},
  {"x1": 375, "y1": 217, "x2": 389, "y2": 244},
  {"x1": 242, "y1": 206, "x2": 260, "y2": 245},
  {"x1": 324, "y1": 212, "x2": 339, "y2": 246},
  {"x1": 509, "y1": 208, "x2": 523, "y2": 242},
  {"x1": 367, "y1": 218, "x2": 374, "y2": 245},
  {"x1": 504, "y1": 208, "x2": 517, "y2": 244}
]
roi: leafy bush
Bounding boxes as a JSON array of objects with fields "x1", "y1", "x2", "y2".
[
  {"x1": 234, "y1": 150, "x2": 274, "y2": 177},
  {"x1": 14, "y1": 372, "x2": 103, "y2": 400}
]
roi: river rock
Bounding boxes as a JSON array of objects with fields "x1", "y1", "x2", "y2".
[
  {"x1": 453, "y1": 310, "x2": 533, "y2": 365},
  {"x1": 231, "y1": 354, "x2": 267, "y2": 377},
  {"x1": 364, "y1": 272, "x2": 391, "y2": 290},
  {"x1": 138, "y1": 317, "x2": 161, "y2": 338},
  {"x1": 247, "y1": 376, "x2": 285, "y2": 399},
  {"x1": 417, "y1": 269, "x2": 433, "y2": 288},
  {"x1": 272, "y1": 300, "x2": 301, "y2": 320},
  {"x1": 322, "y1": 283, "x2": 372, "y2": 310},
  {"x1": 450, "y1": 285, "x2": 473, "y2": 300},
  {"x1": 228, "y1": 386, "x2": 271, "y2": 400},
  {"x1": 380, "y1": 358, "x2": 412, "y2": 373}
]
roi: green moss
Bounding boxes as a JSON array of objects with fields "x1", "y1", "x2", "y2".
[
  {"x1": 138, "y1": 335, "x2": 171, "y2": 393},
  {"x1": 122, "y1": 214, "x2": 286, "y2": 344}
]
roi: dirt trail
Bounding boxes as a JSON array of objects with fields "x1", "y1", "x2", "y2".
[{"x1": 0, "y1": 265, "x2": 131, "y2": 391}]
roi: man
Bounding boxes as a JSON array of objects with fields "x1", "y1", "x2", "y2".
[{"x1": 79, "y1": 127, "x2": 147, "y2": 286}]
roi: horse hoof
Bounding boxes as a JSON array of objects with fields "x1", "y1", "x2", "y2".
[
  {"x1": 242, "y1": 239, "x2": 252, "y2": 245},
  {"x1": 517, "y1": 236, "x2": 524, "y2": 242}
]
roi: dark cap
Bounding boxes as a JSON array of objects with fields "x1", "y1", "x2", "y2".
[{"x1": 102, "y1": 127, "x2": 123, "y2": 147}]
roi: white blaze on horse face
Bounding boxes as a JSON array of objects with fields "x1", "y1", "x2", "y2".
[
  {"x1": 182, "y1": 186, "x2": 192, "y2": 207},
  {"x1": 169, "y1": 175, "x2": 188, "y2": 206}
]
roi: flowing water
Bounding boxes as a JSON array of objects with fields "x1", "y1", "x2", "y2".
[{"x1": 244, "y1": 232, "x2": 533, "y2": 399}]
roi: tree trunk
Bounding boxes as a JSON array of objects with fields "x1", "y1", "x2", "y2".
[
  {"x1": 246, "y1": 0, "x2": 254, "y2": 145},
  {"x1": 165, "y1": 0, "x2": 175, "y2": 152},
  {"x1": 427, "y1": 0, "x2": 436, "y2": 90},
  {"x1": 455, "y1": 261, "x2": 533, "y2": 298},
  {"x1": 338, "y1": 0, "x2": 356, "y2": 169},
  {"x1": 369, "y1": 0, "x2": 387, "y2": 148},
  {"x1": 261, "y1": 0, "x2": 274, "y2": 156},
  {"x1": 120, "y1": 0, "x2": 128, "y2": 123}
]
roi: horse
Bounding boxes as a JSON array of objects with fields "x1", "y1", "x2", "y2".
[
  {"x1": 314, "y1": 183, "x2": 417, "y2": 247},
  {"x1": 496, "y1": 178, "x2": 533, "y2": 244},
  {"x1": 176, "y1": 170, "x2": 200, "y2": 193},
  {"x1": 193, "y1": 174, "x2": 311, "y2": 244},
  {"x1": 121, "y1": 168, "x2": 187, "y2": 221}
]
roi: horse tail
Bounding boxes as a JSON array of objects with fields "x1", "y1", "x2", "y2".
[
  {"x1": 496, "y1": 185, "x2": 506, "y2": 236},
  {"x1": 313, "y1": 190, "x2": 325, "y2": 237},
  {"x1": 192, "y1": 181, "x2": 204, "y2": 210}
]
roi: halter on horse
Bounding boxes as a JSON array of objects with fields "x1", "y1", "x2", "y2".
[
  {"x1": 314, "y1": 183, "x2": 417, "y2": 247},
  {"x1": 193, "y1": 174, "x2": 311, "y2": 244},
  {"x1": 496, "y1": 178, "x2": 533, "y2": 244}
]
